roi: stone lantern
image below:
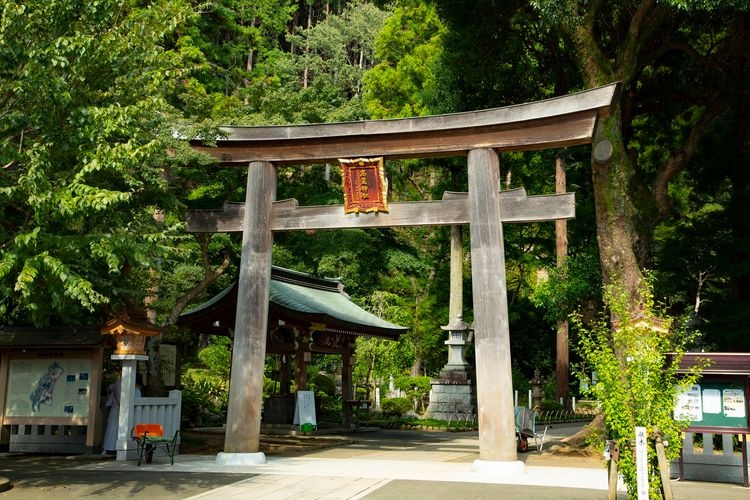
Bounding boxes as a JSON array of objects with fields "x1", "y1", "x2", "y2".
[{"x1": 530, "y1": 369, "x2": 544, "y2": 410}]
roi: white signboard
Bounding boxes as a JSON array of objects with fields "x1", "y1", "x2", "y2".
[
  {"x1": 702, "y1": 388, "x2": 721, "y2": 414},
  {"x1": 635, "y1": 426, "x2": 649, "y2": 500},
  {"x1": 293, "y1": 390, "x2": 317, "y2": 429},
  {"x1": 674, "y1": 385, "x2": 702, "y2": 421},
  {"x1": 723, "y1": 389, "x2": 746, "y2": 418}
]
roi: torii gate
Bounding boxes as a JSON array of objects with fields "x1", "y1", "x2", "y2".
[{"x1": 188, "y1": 83, "x2": 619, "y2": 470}]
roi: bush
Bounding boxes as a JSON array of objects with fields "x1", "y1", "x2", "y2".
[
  {"x1": 197, "y1": 337, "x2": 232, "y2": 379},
  {"x1": 539, "y1": 400, "x2": 564, "y2": 412},
  {"x1": 316, "y1": 392, "x2": 343, "y2": 423},
  {"x1": 309, "y1": 373, "x2": 336, "y2": 397},
  {"x1": 574, "y1": 281, "x2": 704, "y2": 498},
  {"x1": 393, "y1": 376, "x2": 431, "y2": 413},
  {"x1": 181, "y1": 371, "x2": 229, "y2": 428},
  {"x1": 381, "y1": 397, "x2": 413, "y2": 418}
]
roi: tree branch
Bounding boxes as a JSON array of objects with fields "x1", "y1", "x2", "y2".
[
  {"x1": 653, "y1": 97, "x2": 725, "y2": 219},
  {"x1": 165, "y1": 234, "x2": 233, "y2": 327},
  {"x1": 616, "y1": 0, "x2": 669, "y2": 86}
]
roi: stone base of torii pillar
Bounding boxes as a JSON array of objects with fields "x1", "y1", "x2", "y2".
[{"x1": 216, "y1": 452, "x2": 266, "y2": 465}]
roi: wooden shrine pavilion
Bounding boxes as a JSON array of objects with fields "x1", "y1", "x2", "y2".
[{"x1": 177, "y1": 266, "x2": 407, "y2": 425}]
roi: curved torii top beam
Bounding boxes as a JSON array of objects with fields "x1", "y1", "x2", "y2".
[{"x1": 191, "y1": 83, "x2": 619, "y2": 165}]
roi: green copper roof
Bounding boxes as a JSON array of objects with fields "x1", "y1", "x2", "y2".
[
  {"x1": 180, "y1": 266, "x2": 407, "y2": 338},
  {"x1": 269, "y1": 277, "x2": 403, "y2": 332}
]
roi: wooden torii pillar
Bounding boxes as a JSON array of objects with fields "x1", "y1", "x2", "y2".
[{"x1": 188, "y1": 84, "x2": 619, "y2": 467}]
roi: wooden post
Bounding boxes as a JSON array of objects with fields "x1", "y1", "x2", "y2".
[
  {"x1": 85, "y1": 345, "x2": 104, "y2": 454},
  {"x1": 224, "y1": 161, "x2": 276, "y2": 453},
  {"x1": 742, "y1": 433, "x2": 749, "y2": 488},
  {"x1": 0, "y1": 351, "x2": 10, "y2": 446},
  {"x1": 467, "y1": 148, "x2": 517, "y2": 462},
  {"x1": 449, "y1": 225, "x2": 463, "y2": 322},
  {"x1": 608, "y1": 459, "x2": 619, "y2": 500},
  {"x1": 655, "y1": 435, "x2": 674, "y2": 500},
  {"x1": 342, "y1": 342, "x2": 353, "y2": 427},
  {"x1": 555, "y1": 153, "x2": 569, "y2": 405},
  {"x1": 295, "y1": 331, "x2": 309, "y2": 391},
  {"x1": 114, "y1": 355, "x2": 146, "y2": 460}
]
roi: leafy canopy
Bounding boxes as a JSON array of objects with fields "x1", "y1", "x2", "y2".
[{"x1": 0, "y1": 0, "x2": 193, "y2": 325}]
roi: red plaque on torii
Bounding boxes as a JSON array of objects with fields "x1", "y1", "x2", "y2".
[{"x1": 340, "y1": 157, "x2": 389, "y2": 214}]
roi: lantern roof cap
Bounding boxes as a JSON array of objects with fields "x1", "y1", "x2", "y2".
[{"x1": 100, "y1": 310, "x2": 161, "y2": 337}]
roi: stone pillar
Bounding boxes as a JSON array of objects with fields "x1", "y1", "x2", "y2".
[
  {"x1": 220, "y1": 161, "x2": 276, "y2": 464},
  {"x1": 467, "y1": 148, "x2": 521, "y2": 470},
  {"x1": 113, "y1": 354, "x2": 147, "y2": 461}
]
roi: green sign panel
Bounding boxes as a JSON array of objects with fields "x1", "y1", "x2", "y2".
[{"x1": 675, "y1": 381, "x2": 748, "y2": 430}]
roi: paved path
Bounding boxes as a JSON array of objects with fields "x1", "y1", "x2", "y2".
[{"x1": 0, "y1": 425, "x2": 748, "y2": 499}]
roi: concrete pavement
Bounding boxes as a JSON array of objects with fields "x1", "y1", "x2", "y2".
[{"x1": 0, "y1": 425, "x2": 748, "y2": 498}]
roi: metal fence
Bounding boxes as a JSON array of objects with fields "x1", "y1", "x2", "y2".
[{"x1": 535, "y1": 409, "x2": 597, "y2": 425}]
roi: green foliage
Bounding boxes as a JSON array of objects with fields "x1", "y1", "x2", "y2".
[
  {"x1": 394, "y1": 375, "x2": 431, "y2": 413},
  {"x1": 316, "y1": 392, "x2": 343, "y2": 423},
  {"x1": 512, "y1": 363, "x2": 532, "y2": 394},
  {"x1": 197, "y1": 336, "x2": 233, "y2": 379},
  {"x1": 381, "y1": 397, "x2": 413, "y2": 418},
  {"x1": 240, "y1": 1, "x2": 390, "y2": 124},
  {"x1": 363, "y1": 0, "x2": 445, "y2": 118},
  {"x1": 308, "y1": 372, "x2": 337, "y2": 397},
  {"x1": 182, "y1": 0, "x2": 297, "y2": 97},
  {"x1": 181, "y1": 370, "x2": 229, "y2": 427},
  {"x1": 0, "y1": 0, "x2": 194, "y2": 325},
  {"x1": 539, "y1": 400, "x2": 564, "y2": 412},
  {"x1": 531, "y1": 250, "x2": 602, "y2": 323},
  {"x1": 574, "y1": 281, "x2": 704, "y2": 498}
]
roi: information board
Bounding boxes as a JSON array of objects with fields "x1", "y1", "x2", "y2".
[
  {"x1": 675, "y1": 381, "x2": 748, "y2": 430},
  {"x1": 293, "y1": 390, "x2": 317, "y2": 430},
  {"x1": 5, "y1": 358, "x2": 92, "y2": 418}
]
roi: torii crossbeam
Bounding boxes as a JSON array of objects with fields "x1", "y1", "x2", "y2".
[{"x1": 187, "y1": 83, "x2": 619, "y2": 469}]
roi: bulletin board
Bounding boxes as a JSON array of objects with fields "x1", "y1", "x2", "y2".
[
  {"x1": 675, "y1": 378, "x2": 749, "y2": 432},
  {"x1": 4, "y1": 358, "x2": 92, "y2": 418}
]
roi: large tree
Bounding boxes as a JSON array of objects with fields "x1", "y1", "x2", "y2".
[
  {"x1": 530, "y1": 0, "x2": 750, "y2": 312},
  {"x1": 0, "y1": 0, "x2": 194, "y2": 326}
]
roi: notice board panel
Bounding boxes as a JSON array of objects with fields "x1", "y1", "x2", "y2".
[
  {"x1": 675, "y1": 379, "x2": 749, "y2": 431},
  {"x1": 5, "y1": 358, "x2": 92, "y2": 418}
]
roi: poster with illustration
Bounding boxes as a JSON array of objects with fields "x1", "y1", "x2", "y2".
[{"x1": 5, "y1": 358, "x2": 92, "y2": 418}]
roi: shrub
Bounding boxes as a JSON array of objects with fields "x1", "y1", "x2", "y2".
[
  {"x1": 197, "y1": 337, "x2": 232, "y2": 379},
  {"x1": 381, "y1": 397, "x2": 413, "y2": 418},
  {"x1": 540, "y1": 400, "x2": 564, "y2": 412},
  {"x1": 316, "y1": 393, "x2": 343, "y2": 423},
  {"x1": 309, "y1": 373, "x2": 337, "y2": 397},
  {"x1": 574, "y1": 281, "x2": 704, "y2": 498},
  {"x1": 181, "y1": 371, "x2": 229, "y2": 427},
  {"x1": 394, "y1": 375, "x2": 431, "y2": 413}
]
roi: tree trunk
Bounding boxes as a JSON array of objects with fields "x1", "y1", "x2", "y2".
[
  {"x1": 555, "y1": 154, "x2": 569, "y2": 405},
  {"x1": 591, "y1": 107, "x2": 645, "y2": 309}
]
